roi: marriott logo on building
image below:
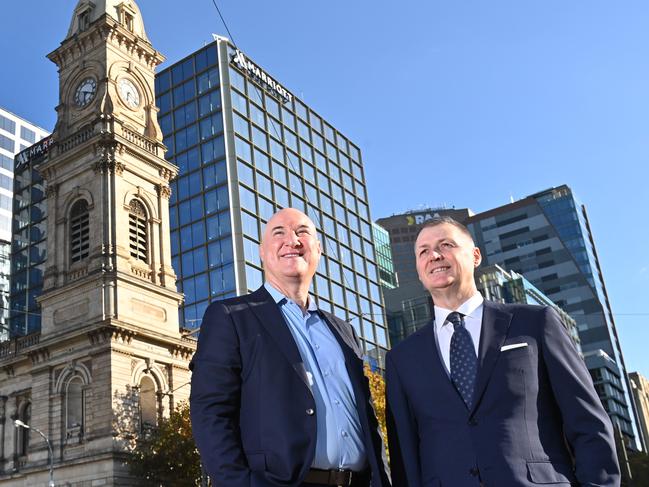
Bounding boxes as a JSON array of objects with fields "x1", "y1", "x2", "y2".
[{"x1": 231, "y1": 50, "x2": 293, "y2": 104}]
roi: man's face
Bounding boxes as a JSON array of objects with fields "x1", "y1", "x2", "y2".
[
  {"x1": 415, "y1": 223, "x2": 481, "y2": 296},
  {"x1": 259, "y1": 208, "x2": 322, "y2": 286}
]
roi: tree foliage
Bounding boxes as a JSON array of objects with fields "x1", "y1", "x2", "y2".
[
  {"x1": 364, "y1": 364, "x2": 388, "y2": 459},
  {"x1": 129, "y1": 401, "x2": 202, "y2": 486}
]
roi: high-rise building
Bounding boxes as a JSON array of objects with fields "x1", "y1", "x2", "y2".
[
  {"x1": 372, "y1": 223, "x2": 397, "y2": 290},
  {"x1": 629, "y1": 372, "x2": 649, "y2": 450},
  {"x1": 0, "y1": 108, "x2": 49, "y2": 340},
  {"x1": 476, "y1": 264, "x2": 581, "y2": 349},
  {"x1": 156, "y1": 39, "x2": 390, "y2": 363},
  {"x1": 10, "y1": 135, "x2": 52, "y2": 338},
  {"x1": 0, "y1": 1, "x2": 193, "y2": 484},
  {"x1": 466, "y1": 185, "x2": 642, "y2": 450}
]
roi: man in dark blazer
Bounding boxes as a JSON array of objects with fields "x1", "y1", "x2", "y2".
[
  {"x1": 386, "y1": 217, "x2": 619, "y2": 487},
  {"x1": 190, "y1": 208, "x2": 390, "y2": 487}
]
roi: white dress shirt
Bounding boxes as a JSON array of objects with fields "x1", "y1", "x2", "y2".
[{"x1": 433, "y1": 293, "x2": 484, "y2": 374}]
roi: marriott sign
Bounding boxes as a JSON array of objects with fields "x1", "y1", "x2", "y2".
[{"x1": 230, "y1": 50, "x2": 293, "y2": 104}]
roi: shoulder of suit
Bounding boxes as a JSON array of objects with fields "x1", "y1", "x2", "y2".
[
  {"x1": 387, "y1": 320, "x2": 433, "y2": 358},
  {"x1": 205, "y1": 287, "x2": 266, "y2": 312},
  {"x1": 483, "y1": 299, "x2": 547, "y2": 315}
]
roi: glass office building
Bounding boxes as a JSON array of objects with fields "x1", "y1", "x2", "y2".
[
  {"x1": 475, "y1": 263, "x2": 581, "y2": 349},
  {"x1": 467, "y1": 185, "x2": 642, "y2": 450},
  {"x1": 156, "y1": 38, "x2": 389, "y2": 362},
  {"x1": 9, "y1": 136, "x2": 51, "y2": 337},
  {"x1": 0, "y1": 107, "x2": 49, "y2": 339},
  {"x1": 372, "y1": 223, "x2": 397, "y2": 290}
]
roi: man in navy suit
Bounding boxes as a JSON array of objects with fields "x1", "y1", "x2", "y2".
[
  {"x1": 386, "y1": 217, "x2": 619, "y2": 487},
  {"x1": 190, "y1": 208, "x2": 390, "y2": 487}
]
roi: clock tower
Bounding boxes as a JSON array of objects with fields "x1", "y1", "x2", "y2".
[{"x1": 0, "y1": 1, "x2": 194, "y2": 485}]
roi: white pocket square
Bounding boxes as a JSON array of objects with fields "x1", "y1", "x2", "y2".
[{"x1": 501, "y1": 342, "x2": 528, "y2": 352}]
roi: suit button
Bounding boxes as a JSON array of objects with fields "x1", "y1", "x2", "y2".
[
  {"x1": 469, "y1": 467, "x2": 480, "y2": 476},
  {"x1": 468, "y1": 418, "x2": 478, "y2": 426},
  {"x1": 306, "y1": 408, "x2": 315, "y2": 416}
]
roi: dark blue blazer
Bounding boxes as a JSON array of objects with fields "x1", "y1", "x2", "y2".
[
  {"x1": 386, "y1": 301, "x2": 620, "y2": 487},
  {"x1": 190, "y1": 286, "x2": 390, "y2": 487}
]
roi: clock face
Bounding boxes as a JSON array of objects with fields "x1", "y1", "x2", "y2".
[
  {"x1": 74, "y1": 77, "x2": 97, "y2": 107},
  {"x1": 118, "y1": 78, "x2": 140, "y2": 109}
]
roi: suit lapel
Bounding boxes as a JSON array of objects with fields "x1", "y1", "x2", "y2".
[
  {"x1": 470, "y1": 301, "x2": 512, "y2": 414},
  {"x1": 425, "y1": 319, "x2": 456, "y2": 391},
  {"x1": 246, "y1": 286, "x2": 312, "y2": 394}
]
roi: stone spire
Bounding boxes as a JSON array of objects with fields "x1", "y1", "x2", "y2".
[{"x1": 66, "y1": 0, "x2": 149, "y2": 42}]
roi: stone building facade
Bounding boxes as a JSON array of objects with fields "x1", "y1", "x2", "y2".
[{"x1": 0, "y1": 1, "x2": 194, "y2": 484}]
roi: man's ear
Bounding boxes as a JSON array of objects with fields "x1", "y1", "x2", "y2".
[
  {"x1": 258, "y1": 241, "x2": 265, "y2": 265},
  {"x1": 473, "y1": 246, "x2": 482, "y2": 267}
]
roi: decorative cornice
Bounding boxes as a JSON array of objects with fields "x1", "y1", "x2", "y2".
[
  {"x1": 159, "y1": 168, "x2": 174, "y2": 182},
  {"x1": 27, "y1": 347, "x2": 50, "y2": 365},
  {"x1": 168, "y1": 344, "x2": 195, "y2": 362}
]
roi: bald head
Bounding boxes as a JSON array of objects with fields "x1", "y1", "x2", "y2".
[{"x1": 259, "y1": 208, "x2": 322, "y2": 289}]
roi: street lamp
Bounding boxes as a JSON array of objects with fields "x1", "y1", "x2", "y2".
[{"x1": 14, "y1": 419, "x2": 55, "y2": 487}]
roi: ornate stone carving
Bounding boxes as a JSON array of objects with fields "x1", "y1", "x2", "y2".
[
  {"x1": 45, "y1": 184, "x2": 59, "y2": 199},
  {"x1": 3, "y1": 366, "x2": 14, "y2": 378},
  {"x1": 93, "y1": 143, "x2": 125, "y2": 175},
  {"x1": 156, "y1": 184, "x2": 171, "y2": 199},
  {"x1": 94, "y1": 159, "x2": 125, "y2": 175}
]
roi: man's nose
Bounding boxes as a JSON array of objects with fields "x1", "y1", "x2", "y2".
[
  {"x1": 286, "y1": 232, "x2": 301, "y2": 246},
  {"x1": 430, "y1": 249, "x2": 443, "y2": 261}
]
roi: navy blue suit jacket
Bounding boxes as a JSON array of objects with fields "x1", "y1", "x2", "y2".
[
  {"x1": 190, "y1": 286, "x2": 390, "y2": 487},
  {"x1": 386, "y1": 301, "x2": 620, "y2": 487}
]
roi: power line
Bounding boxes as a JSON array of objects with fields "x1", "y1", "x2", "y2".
[
  {"x1": 210, "y1": 0, "x2": 238, "y2": 48},
  {"x1": 208, "y1": 1, "x2": 365, "y2": 302}
]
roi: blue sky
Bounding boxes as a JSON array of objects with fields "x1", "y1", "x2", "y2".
[{"x1": 2, "y1": 1, "x2": 648, "y2": 376}]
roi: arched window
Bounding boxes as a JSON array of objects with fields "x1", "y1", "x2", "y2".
[
  {"x1": 66, "y1": 376, "x2": 84, "y2": 435},
  {"x1": 17, "y1": 402, "x2": 31, "y2": 457},
  {"x1": 70, "y1": 200, "x2": 90, "y2": 262},
  {"x1": 139, "y1": 376, "x2": 157, "y2": 430},
  {"x1": 129, "y1": 200, "x2": 148, "y2": 262}
]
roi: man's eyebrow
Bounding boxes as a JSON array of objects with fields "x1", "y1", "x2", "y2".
[{"x1": 270, "y1": 225, "x2": 285, "y2": 232}]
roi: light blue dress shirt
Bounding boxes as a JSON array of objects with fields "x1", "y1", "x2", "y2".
[{"x1": 264, "y1": 283, "x2": 367, "y2": 471}]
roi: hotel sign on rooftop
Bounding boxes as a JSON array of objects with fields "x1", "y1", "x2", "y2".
[{"x1": 230, "y1": 49, "x2": 293, "y2": 104}]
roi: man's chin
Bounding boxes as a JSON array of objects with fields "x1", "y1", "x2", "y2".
[{"x1": 425, "y1": 282, "x2": 455, "y2": 294}]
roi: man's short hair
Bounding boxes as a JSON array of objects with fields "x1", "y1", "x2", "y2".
[{"x1": 415, "y1": 216, "x2": 475, "y2": 243}]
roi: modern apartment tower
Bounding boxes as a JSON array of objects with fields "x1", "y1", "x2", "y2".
[
  {"x1": 0, "y1": 108, "x2": 49, "y2": 340},
  {"x1": 156, "y1": 38, "x2": 390, "y2": 363},
  {"x1": 466, "y1": 185, "x2": 642, "y2": 450}
]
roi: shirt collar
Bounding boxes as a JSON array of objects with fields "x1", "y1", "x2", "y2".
[
  {"x1": 434, "y1": 292, "x2": 484, "y2": 331},
  {"x1": 264, "y1": 282, "x2": 318, "y2": 312}
]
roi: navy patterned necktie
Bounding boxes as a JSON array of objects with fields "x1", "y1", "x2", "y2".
[{"x1": 448, "y1": 312, "x2": 478, "y2": 408}]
